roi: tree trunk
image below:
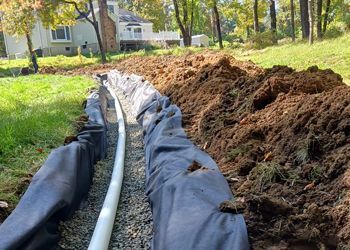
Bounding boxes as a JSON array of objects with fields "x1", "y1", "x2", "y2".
[
  {"x1": 25, "y1": 29, "x2": 39, "y2": 72},
  {"x1": 253, "y1": 0, "x2": 259, "y2": 32},
  {"x1": 291, "y1": 0, "x2": 296, "y2": 41},
  {"x1": 269, "y1": 0, "x2": 277, "y2": 43},
  {"x1": 316, "y1": 0, "x2": 322, "y2": 38},
  {"x1": 213, "y1": 0, "x2": 223, "y2": 49},
  {"x1": 189, "y1": 0, "x2": 194, "y2": 44},
  {"x1": 300, "y1": 0, "x2": 310, "y2": 39},
  {"x1": 25, "y1": 31, "x2": 33, "y2": 56},
  {"x1": 308, "y1": 0, "x2": 314, "y2": 44},
  {"x1": 246, "y1": 26, "x2": 251, "y2": 38},
  {"x1": 89, "y1": 0, "x2": 106, "y2": 63},
  {"x1": 323, "y1": 0, "x2": 331, "y2": 33},
  {"x1": 173, "y1": 0, "x2": 191, "y2": 46},
  {"x1": 212, "y1": 10, "x2": 217, "y2": 42}
]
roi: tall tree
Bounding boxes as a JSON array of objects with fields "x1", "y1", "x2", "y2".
[
  {"x1": 253, "y1": 0, "x2": 259, "y2": 32},
  {"x1": 212, "y1": 0, "x2": 223, "y2": 48},
  {"x1": 291, "y1": 0, "x2": 296, "y2": 41},
  {"x1": 300, "y1": 0, "x2": 310, "y2": 38},
  {"x1": 316, "y1": 0, "x2": 322, "y2": 37},
  {"x1": 269, "y1": 0, "x2": 277, "y2": 43},
  {"x1": 173, "y1": 0, "x2": 195, "y2": 46},
  {"x1": 323, "y1": 0, "x2": 331, "y2": 32},
  {"x1": 0, "y1": 0, "x2": 37, "y2": 58},
  {"x1": 211, "y1": 10, "x2": 217, "y2": 42},
  {"x1": 308, "y1": 0, "x2": 314, "y2": 44},
  {"x1": 60, "y1": 0, "x2": 106, "y2": 63}
]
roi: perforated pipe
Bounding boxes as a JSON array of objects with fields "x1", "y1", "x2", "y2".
[{"x1": 88, "y1": 83, "x2": 126, "y2": 250}]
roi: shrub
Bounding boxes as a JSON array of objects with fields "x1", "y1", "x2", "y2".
[
  {"x1": 245, "y1": 31, "x2": 276, "y2": 49},
  {"x1": 324, "y1": 26, "x2": 344, "y2": 39}
]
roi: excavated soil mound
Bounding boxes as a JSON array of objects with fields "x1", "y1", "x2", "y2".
[
  {"x1": 48, "y1": 51, "x2": 349, "y2": 248},
  {"x1": 110, "y1": 52, "x2": 350, "y2": 249}
]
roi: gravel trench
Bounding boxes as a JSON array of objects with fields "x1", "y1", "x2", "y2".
[{"x1": 59, "y1": 89, "x2": 153, "y2": 249}]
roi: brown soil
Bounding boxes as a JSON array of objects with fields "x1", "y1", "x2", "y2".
[{"x1": 46, "y1": 52, "x2": 350, "y2": 249}]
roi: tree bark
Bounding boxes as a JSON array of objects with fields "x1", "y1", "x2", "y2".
[
  {"x1": 308, "y1": 0, "x2": 314, "y2": 44},
  {"x1": 211, "y1": 10, "x2": 217, "y2": 42},
  {"x1": 316, "y1": 0, "x2": 322, "y2": 38},
  {"x1": 25, "y1": 31, "x2": 33, "y2": 56},
  {"x1": 190, "y1": 0, "x2": 194, "y2": 42},
  {"x1": 25, "y1": 28, "x2": 39, "y2": 72},
  {"x1": 98, "y1": 0, "x2": 109, "y2": 51},
  {"x1": 269, "y1": 0, "x2": 277, "y2": 43},
  {"x1": 300, "y1": 0, "x2": 310, "y2": 39},
  {"x1": 213, "y1": 0, "x2": 223, "y2": 49},
  {"x1": 291, "y1": 0, "x2": 296, "y2": 41},
  {"x1": 253, "y1": 0, "x2": 259, "y2": 32},
  {"x1": 173, "y1": 0, "x2": 191, "y2": 46},
  {"x1": 90, "y1": 0, "x2": 106, "y2": 63},
  {"x1": 323, "y1": 0, "x2": 331, "y2": 33}
]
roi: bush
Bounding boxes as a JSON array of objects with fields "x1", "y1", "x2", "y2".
[
  {"x1": 245, "y1": 31, "x2": 276, "y2": 49},
  {"x1": 324, "y1": 26, "x2": 344, "y2": 39},
  {"x1": 226, "y1": 42, "x2": 243, "y2": 49},
  {"x1": 223, "y1": 33, "x2": 243, "y2": 43}
]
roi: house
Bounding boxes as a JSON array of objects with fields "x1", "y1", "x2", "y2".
[
  {"x1": 2, "y1": 1, "x2": 180, "y2": 58},
  {"x1": 118, "y1": 9, "x2": 180, "y2": 50}
]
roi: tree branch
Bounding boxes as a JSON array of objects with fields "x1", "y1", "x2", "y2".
[{"x1": 62, "y1": 0, "x2": 94, "y2": 26}]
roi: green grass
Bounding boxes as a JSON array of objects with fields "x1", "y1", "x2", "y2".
[
  {"x1": 0, "y1": 74, "x2": 94, "y2": 206},
  {"x1": 231, "y1": 33, "x2": 350, "y2": 83}
]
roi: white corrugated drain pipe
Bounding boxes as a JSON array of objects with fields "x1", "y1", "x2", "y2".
[{"x1": 88, "y1": 84, "x2": 126, "y2": 250}]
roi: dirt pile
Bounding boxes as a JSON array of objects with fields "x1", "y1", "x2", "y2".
[
  {"x1": 109, "y1": 52, "x2": 350, "y2": 249},
  {"x1": 44, "y1": 51, "x2": 349, "y2": 248}
]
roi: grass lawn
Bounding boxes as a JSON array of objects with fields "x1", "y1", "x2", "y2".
[
  {"x1": 231, "y1": 33, "x2": 350, "y2": 84},
  {"x1": 0, "y1": 74, "x2": 94, "y2": 208}
]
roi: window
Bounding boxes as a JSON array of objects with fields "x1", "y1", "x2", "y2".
[
  {"x1": 51, "y1": 26, "x2": 71, "y2": 42},
  {"x1": 107, "y1": 5, "x2": 114, "y2": 14}
]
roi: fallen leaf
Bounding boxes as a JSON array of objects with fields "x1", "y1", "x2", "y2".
[
  {"x1": 36, "y1": 148, "x2": 43, "y2": 153},
  {"x1": 264, "y1": 152, "x2": 273, "y2": 162},
  {"x1": 304, "y1": 181, "x2": 315, "y2": 191}
]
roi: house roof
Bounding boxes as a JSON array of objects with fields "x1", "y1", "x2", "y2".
[
  {"x1": 77, "y1": 8, "x2": 152, "y2": 24},
  {"x1": 119, "y1": 9, "x2": 152, "y2": 24}
]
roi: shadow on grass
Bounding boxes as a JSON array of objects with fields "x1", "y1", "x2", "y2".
[{"x1": 0, "y1": 96, "x2": 85, "y2": 207}]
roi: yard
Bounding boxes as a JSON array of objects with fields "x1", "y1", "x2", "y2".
[
  {"x1": 1, "y1": 33, "x2": 349, "y2": 211},
  {"x1": 0, "y1": 74, "x2": 94, "y2": 215},
  {"x1": 231, "y1": 33, "x2": 350, "y2": 84},
  {"x1": 0, "y1": 32, "x2": 350, "y2": 246}
]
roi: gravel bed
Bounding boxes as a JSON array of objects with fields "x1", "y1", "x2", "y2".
[{"x1": 58, "y1": 89, "x2": 153, "y2": 249}]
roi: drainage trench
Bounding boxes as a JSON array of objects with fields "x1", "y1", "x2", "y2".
[{"x1": 59, "y1": 88, "x2": 153, "y2": 249}]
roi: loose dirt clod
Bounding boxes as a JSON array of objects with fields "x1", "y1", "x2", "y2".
[
  {"x1": 64, "y1": 135, "x2": 78, "y2": 145},
  {"x1": 219, "y1": 198, "x2": 246, "y2": 214},
  {"x1": 187, "y1": 161, "x2": 202, "y2": 172}
]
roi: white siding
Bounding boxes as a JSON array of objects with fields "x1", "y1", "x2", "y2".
[
  {"x1": 4, "y1": 22, "x2": 49, "y2": 57},
  {"x1": 3, "y1": 18, "x2": 101, "y2": 57},
  {"x1": 72, "y1": 20, "x2": 99, "y2": 53}
]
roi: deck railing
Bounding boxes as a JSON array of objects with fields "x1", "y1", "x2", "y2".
[{"x1": 120, "y1": 31, "x2": 180, "y2": 41}]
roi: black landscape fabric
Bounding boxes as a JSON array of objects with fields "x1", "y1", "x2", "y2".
[
  {"x1": 0, "y1": 89, "x2": 108, "y2": 250},
  {"x1": 105, "y1": 72, "x2": 250, "y2": 250}
]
